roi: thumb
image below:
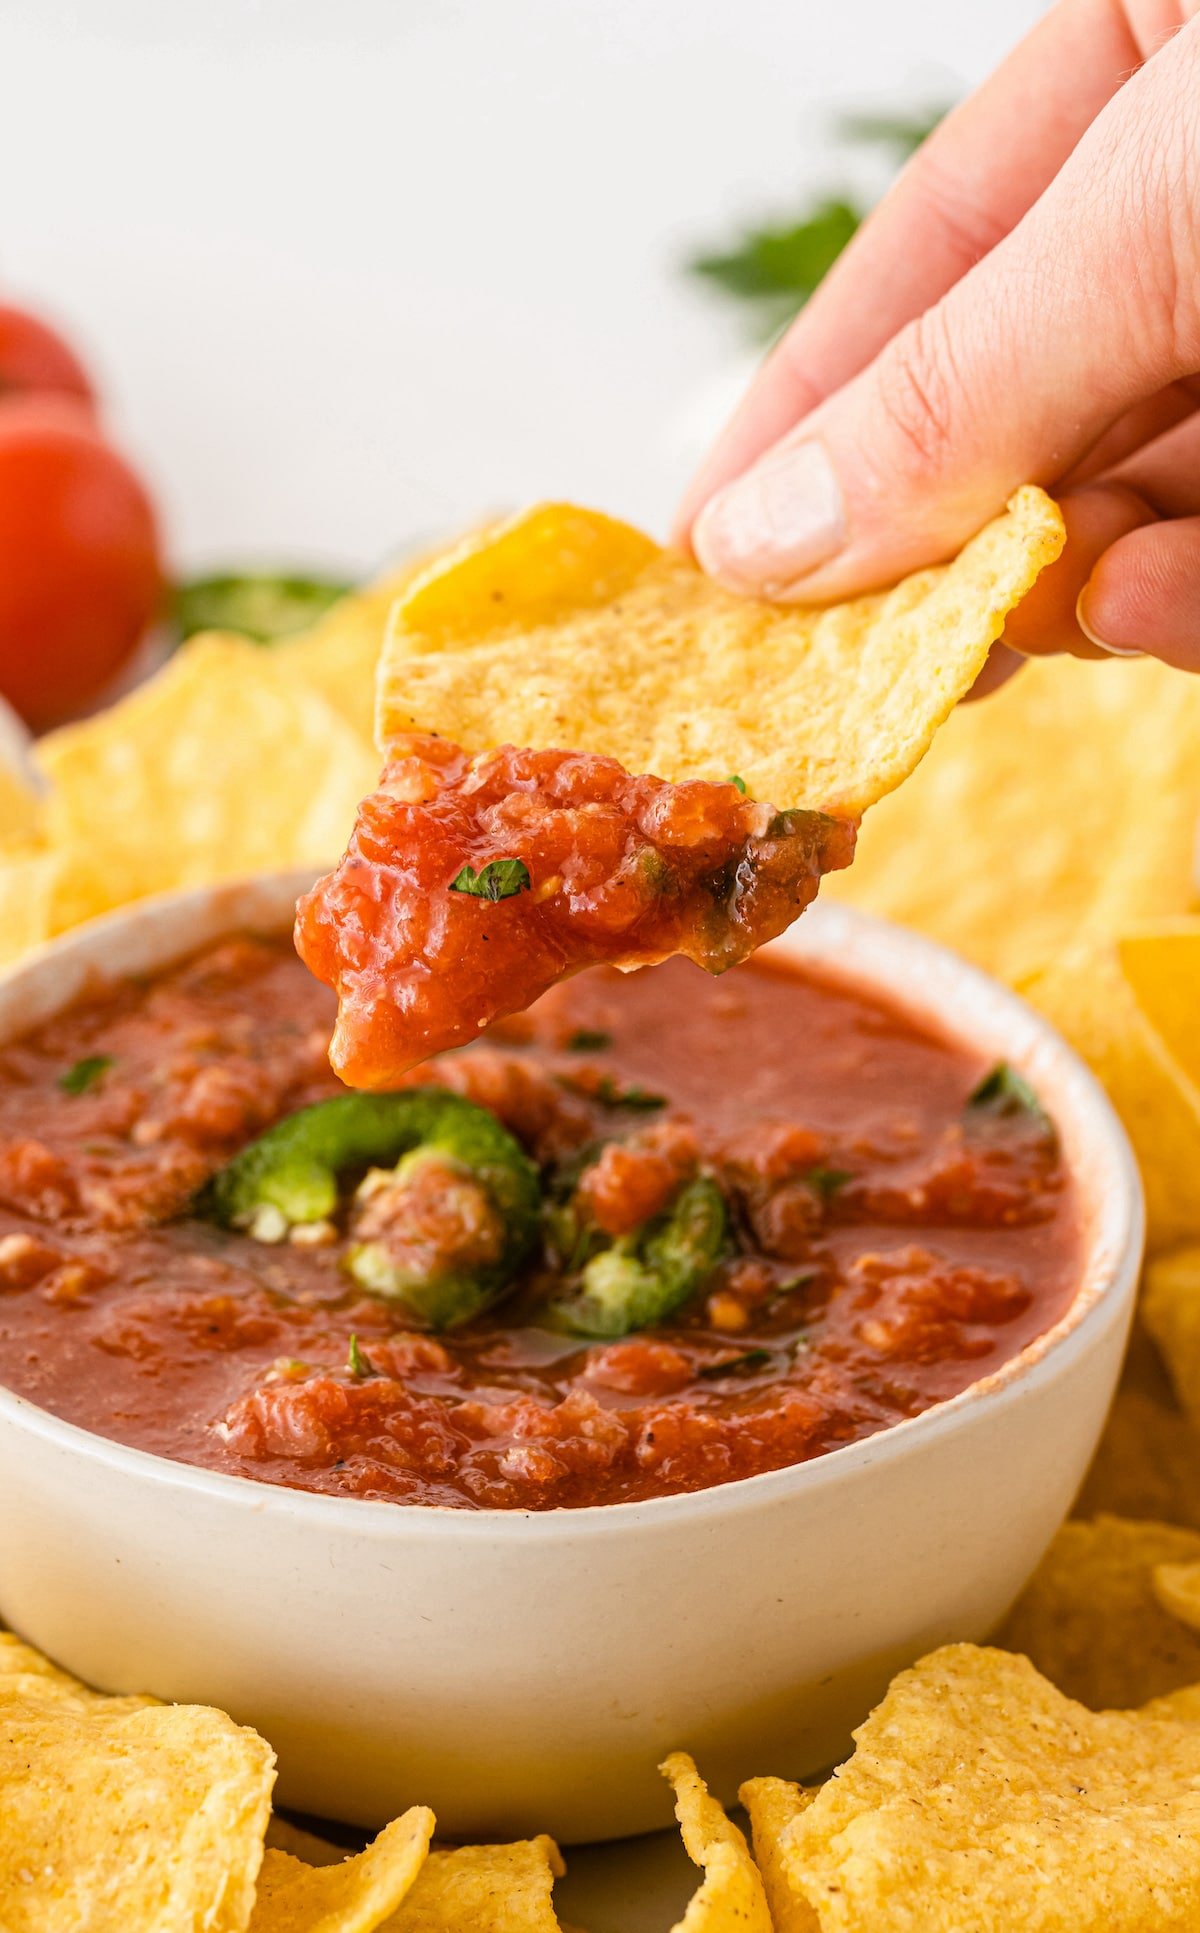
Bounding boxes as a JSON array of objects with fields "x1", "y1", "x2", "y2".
[{"x1": 692, "y1": 19, "x2": 1200, "y2": 602}]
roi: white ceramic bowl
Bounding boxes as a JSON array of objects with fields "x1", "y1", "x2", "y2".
[{"x1": 0, "y1": 875, "x2": 1142, "y2": 1842}]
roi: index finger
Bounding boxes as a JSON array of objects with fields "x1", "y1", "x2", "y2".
[{"x1": 675, "y1": 0, "x2": 1151, "y2": 541}]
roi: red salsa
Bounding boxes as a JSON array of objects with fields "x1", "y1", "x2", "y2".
[
  {"x1": 295, "y1": 734, "x2": 856, "y2": 1086},
  {"x1": 0, "y1": 935, "x2": 1081, "y2": 1510}
]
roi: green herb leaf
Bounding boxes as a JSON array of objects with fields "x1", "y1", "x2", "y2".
[
  {"x1": 698, "y1": 1348, "x2": 773, "y2": 1380},
  {"x1": 449, "y1": 858, "x2": 531, "y2": 902},
  {"x1": 690, "y1": 198, "x2": 862, "y2": 323},
  {"x1": 806, "y1": 1166, "x2": 852, "y2": 1202},
  {"x1": 347, "y1": 1333, "x2": 378, "y2": 1380},
  {"x1": 566, "y1": 1029, "x2": 613, "y2": 1053},
  {"x1": 967, "y1": 1063, "x2": 1049, "y2": 1126},
  {"x1": 727, "y1": 775, "x2": 748, "y2": 795},
  {"x1": 591, "y1": 1077, "x2": 667, "y2": 1112},
  {"x1": 835, "y1": 104, "x2": 949, "y2": 161},
  {"x1": 774, "y1": 1268, "x2": 819, "y2": 1295},
  {"x1": 58, "y1": 1055, "x2": 114, "y2": 1096}
]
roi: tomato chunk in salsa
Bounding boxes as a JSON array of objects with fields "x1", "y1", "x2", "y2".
[
  {"x1": 0, "y1": 936, "x2": 1080, "y2": 1510},
  {"x1": 295, "y1": 734, "x2": 856, "y2": 1086}
]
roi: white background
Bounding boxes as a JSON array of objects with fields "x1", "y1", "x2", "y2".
[{"x1": 1, "y1": 0, "x2": 1042, "y2": 574}]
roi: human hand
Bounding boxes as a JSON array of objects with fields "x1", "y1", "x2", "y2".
[{"x1": 676, "y1": 1, "x2": 1200, "y2": 679}]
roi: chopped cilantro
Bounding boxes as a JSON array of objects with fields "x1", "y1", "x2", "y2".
[
  {"x1": 58, "y1": 1055, "x2": 114, "y2": 1096},
  {"x1": 806, "y1": 1166, "x2": 852, "y2": 1202},
  {"x1": 727, "y1": 775, "x2": 748, "y2": 795},
  {"x1": 567, "y1": 1029, "x2": 613, "y2": 1053},
  {"x1": 347, "y1": 1333, "x2": 378, "y2": 1380},
  {"x1": 775, "y1": 1268, "x2": 819, "y2": 1294},
  {"x1": 449, "y1": 858, "x2": 531, "y2": 901},
  {"x1": 967, "y1": 1062, "x2": 1049, "y2": 1126},
  {"x1": 698, "y1": 1348, "x2": 773, "y2": 1379},
  {"x1": 591, "y1": 1076, "x2": 667, "y2": 1112}
]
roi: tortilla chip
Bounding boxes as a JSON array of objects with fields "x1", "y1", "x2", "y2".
[
  {"x1": 1142, "y1": 1682, "x2": 1200, "y2": 1724},
  {"x1": 250, "y1": 1810, "x2": 433, "y2": 1932},
  {"x1": 0, "y1": 1632, "x2": 156, "y2": 1716},
  {"x1": 758, "y1": 1644, "x2": 1200, "y2": 1931},
  {"x1": 0, "y1": 1691, "x2": 274, "y2": 1932},
  {"x1": 997, "y1": 1515, "x2": 1200, "y2": 1707},
  {"x1": 36, "y1": 635, "x2": 378, "y2": 933},
  {"x1": 276, "y1": 547, "x2": 463, "y2": 746},
  {"x1": 386, "y1": 1836, "x2": 564, "y2": 1931},
  {"x1": 660, "y1": 1752, "x2": 773, "y2": 1933},
  {"x1": 1022, "y1": 937, "x2": 1200, "y2": 1255},
  {"x1": 1142, "y1": 1246, "x2": 1200, "y2": 1425},
  {"x1": 265, "y1": 1818, "x2": 350, "y2": 1867},
  {"x1": 739, "y1": 1778, "x2": 820, "y2": 1933},
  {"x1": 1074, "y1": 1326, "x2": 1200, "y2": 1531},
  {"x1": 1153, "y1": 1562, "x2": 1200, "y2": 1635},
  {"x1": 825, "y1": 654, "x2": 1200, "y2": 983},
  {"x1": 0, "y1": 843, "x2": 57, "y2": 969},
  {"x1": 377, "y1": 491, "x2": 1062, "y2": 815}
]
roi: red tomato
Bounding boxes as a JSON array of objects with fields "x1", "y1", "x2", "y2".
[
  {"x1": 0, "y1": 396, "x2": 163, "y2": 729},
  {"x1": 0, "y1": 305, "x2": 95, "y2": 406}
]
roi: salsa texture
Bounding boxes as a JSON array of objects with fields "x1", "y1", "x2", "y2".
[
  {"x1": 295, "y1": 734, "x2": 856, "y2": 1085},
  {"x1": 0, "y1": 936, "x2": 1081, "y2": 1510}
]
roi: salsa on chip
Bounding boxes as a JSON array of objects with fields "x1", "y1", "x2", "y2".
[{"x1": 296, "y1": 491, "x2": 1062, "y2": 1085}]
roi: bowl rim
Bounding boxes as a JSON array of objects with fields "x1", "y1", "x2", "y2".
[{"x1": 0, "y1": 872, "x2": 1144, "y2": 1541}]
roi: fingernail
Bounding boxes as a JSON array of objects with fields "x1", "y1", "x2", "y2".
[
  {"x1": 1075, "y1": 586, "x2": 1143, "y2": 657},
  {"x1": 693, "y1": 442, "x2": 845, "y2": 595}
]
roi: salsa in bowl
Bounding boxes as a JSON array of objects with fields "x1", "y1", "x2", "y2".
[
  {"x1": 0, "y1": 903, "x2": 1081, "y2": 1512},
  {"x1": 0, "y1": 875, "x2": 1141, "y2": 1839}
]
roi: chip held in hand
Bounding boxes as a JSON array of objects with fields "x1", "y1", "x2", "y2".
[{"x1": 299, "y1": 491, "x2": 1062, "y2": 1086}]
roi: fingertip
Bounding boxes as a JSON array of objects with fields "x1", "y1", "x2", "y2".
[{"x1": 1077, "y1": 519, "x2": 1200, "y2": 672}]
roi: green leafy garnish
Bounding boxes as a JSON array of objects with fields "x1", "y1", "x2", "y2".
[
  {"x1": 727, "y1": 775, "x2": 748, "y2": 795},
  {"x1": 698, "y1": 1348, "x2": 773, "y2": 1380},
  {"x1": 174, "y1": 571, "x2": 352, "y2": 645},
  {"x1": 58, "y1": 1055, "x2": 114, "y2": 1096},
  {"x1": 448, "y1": 859, "x2": 531, "y2": 902},
  {"x1": 590, "y1": 1077, "x2": 667, "y2": 1112},
  {"x1": 686, "y1": 100, "x2": 950, "y2": 337},
  {"x1": 807, "y1": 1166, "x2": 852, "y2": 1202},
  {"x1": 774, "y1": 1268, "x2": 819, "y2": 1294},
  {"x1": 690, "y1": 198, "x2": 861, "y2": 338},
  {"x1": 566, "y1": 1029, "x2": 613, "y2": 1053},
  {"x1": 967, "y1": 1063, "x2": 1051, "y2": 1128},
  {"x1": 347, "y1": 1333, "x2": 378, "y2": 1380}
]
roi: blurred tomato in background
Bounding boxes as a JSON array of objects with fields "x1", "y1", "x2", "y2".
[{"x1": 0, "y1": 304, "x2": 162, "y2": 733}]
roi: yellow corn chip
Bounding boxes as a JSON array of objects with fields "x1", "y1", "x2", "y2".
[
  {"x1": 276, "y1": 547, "x2": 462, "y2": 745},
  {"x1": 1022, "y1": 937, "x2": 1200, "y2": 1255},
  {"x1": 37, "y1": 635, "x2": 379, "y2": 933},
  {"x1": 1143, "y1": 1247, "x2": 1200, "y2": 1423},
  {"x1": 1153, "y1": 1562, "x2": 1200, "y2": 1634},
  {"x1": 1074, "y1": 1325, "x2": 1200, "y2": 1531},
  {"x1": 376, "y1": 491, "x2": 1062, "y2": 814},
  {"x1": 0, "y1": 1691, "x2": 274, "y2": 1933},
  {"x1": 385, "y1": 1836, "x2": 564, "y2": 1931},
  {"x1": 265, "y1": 1818, "x2": 349, "y2": 1867},
  {"x1": 826, "y1": 654, "x2": 1200, "y2": 983},
  {"x1": 739, "y1": 1778, "x2": 820, "y2": 1933},
  {"x1": 250, "y1": 1811, "x2": 432, "y2": 1932},
  {"x1": 760, "y1": 1644, "x2": 1200, "y2": 1932},
  {"x1": 998, "y1": 1515, "x2": 1200, "y2": 1707},
  {"x1": 1142, "y1": 1682, "x2": 1200, "y2": 1724},
  {"x1": 0, "y1": 1632, "x2": 156, "y2": 1716},
  {"x1": 0, "y1": 843, "x2": 57, "y2": 969},
  {"x1": 659, "y1": 1752, "x2": 773, "y2": 1933}
]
